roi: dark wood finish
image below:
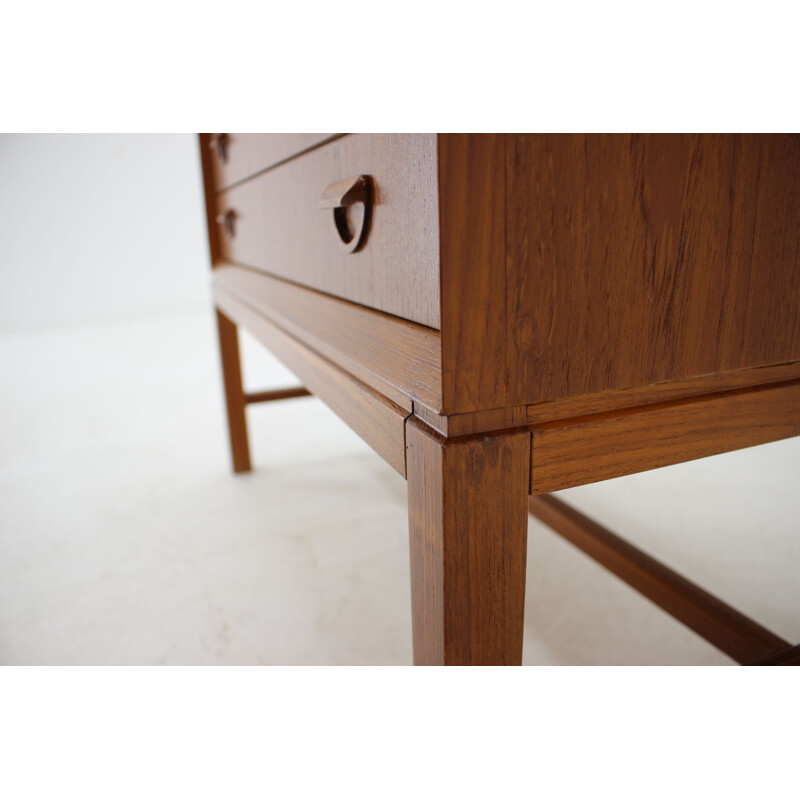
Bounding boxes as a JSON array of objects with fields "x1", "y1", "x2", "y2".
[
  {"x1": 244, "y1": 387, "x2": 311, "y2": 404},
  {"x1": 214, "y1": 134, "x2": 440, "y2": 328},
  {"x1": 413, "y1": 402, "x2": 528, "y2": 438},
  {"x1": 199, "y1": 134, "x2": 223, "y2": 266},
  {"x1": 528, "y1": 495, "x2": 790, "y2": 664},
  {"x1": 506, "y1": 134, "x2": 800, "y2": 407},
  {"x1": 213, "y1": 264, "x2": 441, "y2": 412},
  {"x1": 319, "y1": 174, "x2": 373, "y2": 253},
  {"x1": 406, "y1": 418, "x2": 530, "y2": 665},
  {"x1": 216, "y1": 287, "x2": 409, "y2": 476},
  {"x1": 526, "y1": 361, "x2": 800, "y2": 425},
  {"x1": 438, "y1": 134, "x2": 507, "y2": 413},
  {"x1": 530, "y1": 380, "x2": 800, "y2": 494},
  {"x1": 200, "y1": 133, "x2": 800, "y2": 666},
  {"x1": 206, "y1": 133, "x2": 341, "y2": 192},
  {"x1": 748, "y1": 644, "x2": 800, "y2": 666},
  {"x1": 215, "y1": 310, "x2": 251, "y2": 473}
]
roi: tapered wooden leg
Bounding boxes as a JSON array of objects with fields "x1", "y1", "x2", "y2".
[
  {"x1": 215, "y1": 309, "x2": 251, "y2": 473},
  {"x1": 406, "y1": 419, "x2": 530, "y2": 665}
]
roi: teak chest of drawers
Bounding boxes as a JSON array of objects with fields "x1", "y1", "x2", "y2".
[{"x1": 200, "y1": 133, "x2": 800, "y2": 666}]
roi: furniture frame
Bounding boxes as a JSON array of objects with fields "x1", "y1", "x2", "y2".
[{"x1": 200, "y1": 133, "x2": 800, "y2": 665}]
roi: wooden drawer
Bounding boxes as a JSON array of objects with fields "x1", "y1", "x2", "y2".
[
  {"x1": 205, "y1": 133, "x2": 339, "y2": 190},
  {"x1": 214, "y1": 133, "x2": 440, "y2": 329}
]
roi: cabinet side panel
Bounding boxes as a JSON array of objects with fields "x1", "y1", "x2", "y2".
[{"x1": 506, "y1": 134, "x2": 800, "y2": 405}]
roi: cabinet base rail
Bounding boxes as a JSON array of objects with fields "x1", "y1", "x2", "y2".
[
  {"x1": 528, "y1": 494, "x2": 795, "y2": 665},
  {"x1": 244, "y1": 387, "x2": 311, "y2": 405}
]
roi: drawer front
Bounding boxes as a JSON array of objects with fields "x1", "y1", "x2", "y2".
[
  {"x1": 215, "y1": 133, "x2": 440, "y2": 329},
  {"x1": 205, "y1": 133, "x2": 339, "y2": 190}
]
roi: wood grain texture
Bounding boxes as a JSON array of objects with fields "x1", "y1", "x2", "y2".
[
  {"x1": 205, "y1": 133, "x2": 341, "y2": 191},
  {"x1": 413, "y1": 403, "x2": 528, "y2": 438},
  {"x1": 244, "y1": 387, "x2": 311, "y2": 404},
  {"x1": 215, "y1": 133, "x2": 440, "y2": 328},
  {"x1": 526, "y1": 361, "x2": 800, "y2": 424},
  {"x1": 215, "y1": 309, "x2": 251, "y2": 473},
  {"x1": 215, "y1": 287, "x2": 409, "y2": 476},
  {"x1": 748, "y1": 644, "x2": 800, "y2": 666},
  {"x1": 507, "y1": 134, "x2": 800, "y2": 407},
  {"x1": 530, "y1": 380, "x2": 800, "y2": 494},
  {"x1": 199, "y1": 134, "x2": 223, "y2": 266},
  {"x1": 213, "y1": 264, "x2": 441, "y2": 412},
  {"x1": 438, "y1": 134, "x2": 507, "y2": 413},
  {"x1": 406, "y1": 419, "x2": 530, "y2": 665},
  {"x1": 528, "y1": 495, "x2": 790, "y2": 664}
]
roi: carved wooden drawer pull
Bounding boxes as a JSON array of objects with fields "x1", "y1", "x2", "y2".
[
  {"x1": 216, "y1": 208, "x2": 237, "y2": 239},
  {"x1": 209, "y1": 133, "x2": 230, "y2": 164},
  {"x1": 319, "y1": 175, "x2": 373, "y2": 253}
]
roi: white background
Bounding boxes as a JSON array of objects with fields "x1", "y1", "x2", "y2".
[{"x1": 0, "y1": 134, "x2": 209, "y2": 333}]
